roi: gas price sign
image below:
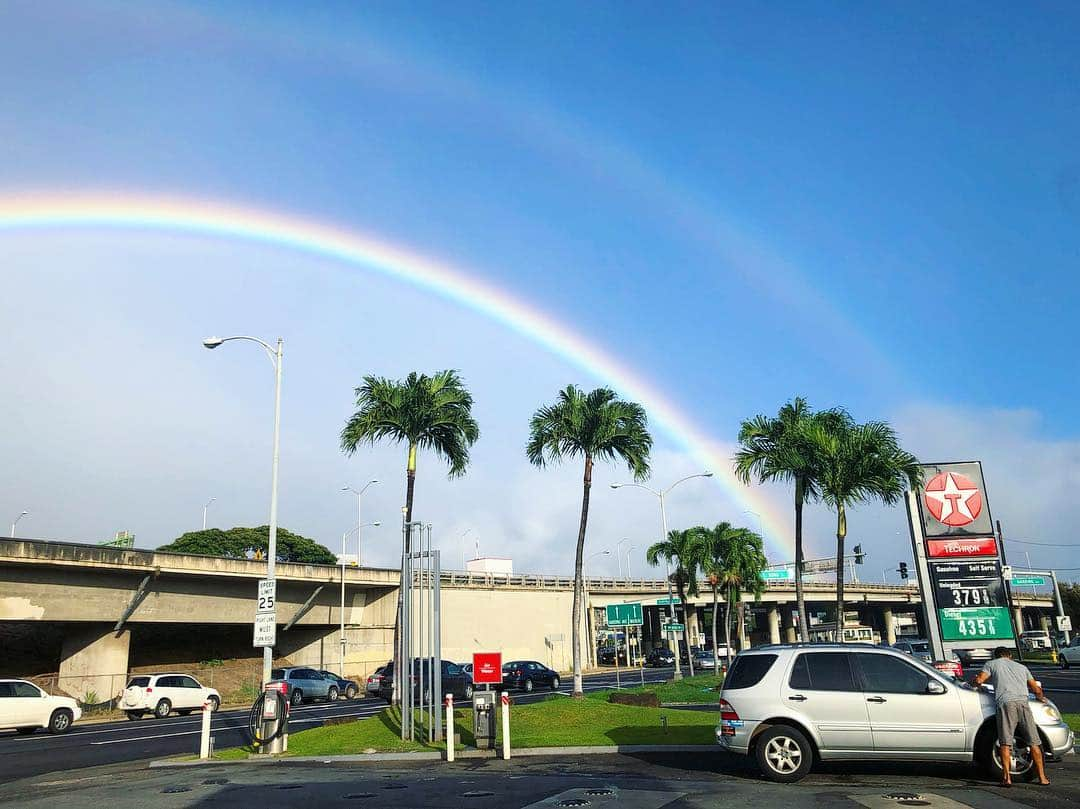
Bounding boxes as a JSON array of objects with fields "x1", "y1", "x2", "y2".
[{"x1": 931, "y1": 560, "x2": 1006, "y2": 608}]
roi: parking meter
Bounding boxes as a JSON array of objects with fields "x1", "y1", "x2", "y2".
[{"x1": 472, "y1": 691, "x2": 497, "y2": 750}]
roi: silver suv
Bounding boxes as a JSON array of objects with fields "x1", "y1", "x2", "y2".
[{"x1": 716, "y1": 643, "x2": 1074, "y2": 783}]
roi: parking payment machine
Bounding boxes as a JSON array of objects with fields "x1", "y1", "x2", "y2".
[{"x1": 472, "y1": 691, "x2": 497, "y2": 749}]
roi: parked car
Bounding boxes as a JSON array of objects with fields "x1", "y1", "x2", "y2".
[
  {"x1": 502, "y1": 660, "x2": 560, "y2": 693},
  {"x1": 694, "y1": 648, "x2": 735, "y2": 669},
  {"x1": 1020, "y1": 630, "x2": 1052, "y2": 652},
  {"x1": 645, "y1": 647, "x2": 675, "y2": 667},
  {"x1": 460, "y1": 663, "x2": 473, "y2": 675},
  {"x1": 122, "y1": 673, "x2": 220, "y2": 720},
  {"x1": 892, "y1": 639, "x2": 933, "y2": 664},
  {"x1": 319, "y1": 670, "x2": 360, "y2": 700},
  {"x1": 378, "y1": 659, "x2": 474, "y2": 703},
  {"x1": 715, "y1": 644, "x2": 1074, "y2": 783},
  {"x1": 366, "y1": 665, "x2": 387, "y2": 696},
  {"x1": 933, "y1": 658, "x2": 964, "y2": 680},
  {"x1": 0, "y1": 679, "x2": 81, "y2": 734},
  {"x1": 955, "y1": 647, "x2": 993, "y2": 667},
  {"x1": 268, "y1": 667, "x2": 338, "y2": 707},
  {"x1": 1059, "y1": 637, "x2": 1080, "y2": 669}
]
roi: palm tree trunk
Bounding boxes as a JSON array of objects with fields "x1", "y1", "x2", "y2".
[
  {"x1": 834, "y1": 503, "x2": 847, "y2": 643},
  {"x1": 794, "y1": 477, "x2": 810, "y2": 642},
  {"x1": 571, "y1": 455, "x2": 593, "y2": 697},
  {"x1": 404, "y1": 443, "x2": 417, "y2": 547},
  {"x1": 394, "y1": 442, "x2": 418, "y2": 709},
  {"x1": 676, "y1": 578, "x2": 694, "y2": 677},
  {"x1": 724, "y1": 588, "x2": 734, "y2": 669},
  {"x1": 737, "y1": 601, "x2": 746, "y2": 649},
  {"x1": 711, "y1": 583, "x2": 720, "y2": 676}
]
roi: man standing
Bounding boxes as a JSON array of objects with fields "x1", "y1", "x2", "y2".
[{"x1": 973, "y1": 646, "x2": 1051, "y2": 786}]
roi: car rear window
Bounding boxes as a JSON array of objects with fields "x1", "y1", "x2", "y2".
[
  {"x1": 127, "y1": 676, "x2": 150, "y2": 688},
  {"x1": 911, "y1": 642, "x2": 929, "y2": 653},
  {"x1": 271, "y1": 669, "x2": 285, "y2": 680},
  {"x1": 724, "y1": 654, "x2": 777, "y2": 689}
]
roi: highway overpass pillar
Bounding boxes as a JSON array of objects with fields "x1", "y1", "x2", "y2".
[
  {"x1": 882, "y1": 608, "x2": 896, "y2": 646},
  {"x1": 59, "y1": 624, "x2": 131, "y2": 705},
  {"x1": 781, "y1": 608, "x2": 796, "y2": 643},
  {"x1": 767, "y1": 605, "x2": 780, "y2": 645},
  {"x1": 1012, "y1": 606, "x2": 1024, "y2": 636}
]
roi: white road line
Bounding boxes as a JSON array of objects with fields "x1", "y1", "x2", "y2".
[{"x1": 86, "y1": 711, "x2": 385, "y2": 746}]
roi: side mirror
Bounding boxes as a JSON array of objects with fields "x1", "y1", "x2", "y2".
[{"x1": 927, "y1": 679, "x2": 947, "y2": 695}]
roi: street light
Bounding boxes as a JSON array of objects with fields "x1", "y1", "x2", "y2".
[
  {"x1": 611, "y1": 471, "x2": 713, "y2": 680},
  {"x1": 340, "y1": 521, "x2": 381, "y2": 675},
  {"x1": 615, "y1": 538, "x2": 631, "y2": 578},
  {"x1": 10, "y1": 510, "x2": 28, "y2": 538},
  {"x1": 203, "y1": 334, "x2": 283, "y2": 689},
  {"x1": 342, "y1": 480, "x2": 379, "y2": 567},
  {"x1": 202, "y1": 497, "x2": 216, "y2": 531},
  {"x1": 459, "y1": 528, "x2": 472, "y2": 570},
  {"x1": 625, "y1": 545, "x2": 637, "y2": 580}
]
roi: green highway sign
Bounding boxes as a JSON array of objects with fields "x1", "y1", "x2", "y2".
[
  {"x1": 662, "y1": 622, "x2": 685, "y2": 633},
  {"x1": 656, "y1": 597, "x2": 681, "y2": 605},
  {"x1": 1011, "y1": 576, "x2": 1047, "y2": 587},
  {"x1": 760, "y1": 568, "x2": 795, "y2": 581},
  {"x1": 605, "y1": 602, "x2": 643, "y2": 626},
  {"x1": 938, "y1": 606, "x2": 1014, "y2": 642}
]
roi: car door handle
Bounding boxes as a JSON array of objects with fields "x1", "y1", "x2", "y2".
[
  {"x1": 866, "y1": 696, "x2": 887, "y2": 703},
  {"x1": 787, "y1": 694, "x2": 807, "y2": 702}
]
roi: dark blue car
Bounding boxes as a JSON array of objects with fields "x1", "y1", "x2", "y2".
[
  {"x1": 501, "y1": 660, "x2": 560, "y2": 693},
  {"x1": 319, "y1": 670, "x2": 360, "y2": 700}
]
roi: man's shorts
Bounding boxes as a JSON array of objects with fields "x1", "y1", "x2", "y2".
[{"x1": 997, "y1": 701, "x2": 1041, "y2": 747}]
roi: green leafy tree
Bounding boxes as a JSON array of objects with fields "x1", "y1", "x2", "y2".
[
  {"x1": 159, "y1": 526, "x2": 337, "y2": 565},
  {"x1": 646, "y1": 527, "x2": 704, "y2": 676},
  {"x1": 527, "y1": 385, "x2": 652, "y2": 696},
  {"x1": 801, "y1": 417, "x2": 920, "y2": 639},
  {"x1": 1058, "y1": 582, "x2": 1080, "y2": 634},
  {"x1": 699, "y1": 522, "x2": 767, "y2": 671},
  {"x1": 734, "y1": 397, "x2": 848, "y2": 642},
  {"x1": 340, "y1": 370, "x2": 479, "y2": 545}
]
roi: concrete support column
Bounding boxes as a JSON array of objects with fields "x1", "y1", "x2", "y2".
[
  {"x1": 883, "y1": 608, "x2": 896, "y2": 646},
  {"x1": 1039, "y1": 613, "x2": 1051, "y2": 632},
  {"x1": 781, "y1": 607, "x2": 796, "y2": 643},
  {"x1": 59, "y1": 624, "x2": 131, "y2": 706},
  {"x1": 687, "y1": 605, "x2": 701, "y2": 647},
  {"x1": 767, "y1": 605, "x2": 781, "y2": 645},
  {"x1": 1012, "y1": 606, "x2": 1024, "y2": 637},
  {"x1": 737, "y1": 601, "x2": 750, "y2": 650}
]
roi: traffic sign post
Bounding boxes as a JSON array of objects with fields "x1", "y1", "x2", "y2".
[
  {"x1": 472, "y1": 652, "x2": 503, "y2": 687},
  {"x1": 656, "y1": 596, "x2": 681, "y2": 605},
  {"x1": 1010, "y1": 575, "x2": 1047, "y2": 587},
  {"x1": 662, "y1": 622, "x2": 685, "y2": 633}
]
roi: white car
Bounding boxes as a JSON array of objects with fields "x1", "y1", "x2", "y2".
[
  {"x1": 0, "y1": 679, "x2": 81, "y2": 734},
  {"x1": 1060, "y1": 637, "x2": 1080, "y2": 669},
  {"x1": 1020, "y1": 630, "x2": 1052, "y2": 651},
  {"x1": 122, "y1": 673, "x2": 220, "y2": 720}
]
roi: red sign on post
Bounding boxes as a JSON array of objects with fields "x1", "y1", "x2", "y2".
[
  {"x1": 926, "y1": 537, "x2": 998, "y2": 558},
  {"x1": 472, "y1": 652, "x2": 503, "y2": 685}
]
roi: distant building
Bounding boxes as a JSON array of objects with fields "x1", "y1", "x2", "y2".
[{"x1": 466, "y1": 557, "x2": 513, "y2": 575}]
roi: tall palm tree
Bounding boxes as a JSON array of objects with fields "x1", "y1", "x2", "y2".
[
  {"x1": 733, "y1": 397, "x2": 847, "y2": 642},
  {"x1": 646, "y1": 527, "x2": 703, "y2": 677},
  {"x1": 340, "y1": 370, "x2": 480, "y2": 543},
  {"x1": 801, "y1": 418, "x2": 920, "y2": 641},
  {"x1": 700, "y1": 523, "x2": 767, "y2": 671},
  {"x1": 527, "y1": 385, "x2": 652, "y2": 696}
]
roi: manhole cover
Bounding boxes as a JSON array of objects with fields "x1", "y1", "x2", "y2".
[
  {"x1": 585, "y1": 789, "x2": 615, "y2": 796},
  {"x1": 343, "y1": 794, "x2": 376, "y2": 800},
  {"x1": 161, "y1": 786, "x2": 191, "y2": 794},
  {"x1": 382, "y1": 784, "x2": 407, "y2": 790},
  {"x1": 554, "y1": 801, "x2": 591, "y2": 808},
  {"x1": 462, "y1": 791, "x2": 495, "y2": 797},
  {"x1": 202, "y1": 778, "x2": 229, "y2": 785},
  {"x1": 882, "y1": 797, "x2": 930, "y2": 807}
]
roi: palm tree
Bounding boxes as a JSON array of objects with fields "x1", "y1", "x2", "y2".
[
  {"x1": 700, "y1": 523, "x2": 767, "y2": 671},
  {"x1": 646, "y1": 527, "x2": 704, "y2": 677},
  {"x1": 340, "y1": 370, "x2": 480, "y2": 542},
  {"x1": 527, "y1": 385, "x2": 652, "y2": 696},
  {"x1": 733, "y1": 397, "x2": 847, "y2": 642},
  {"x1": 801, "y1": 418, "x2": 920, "y2": 641}
]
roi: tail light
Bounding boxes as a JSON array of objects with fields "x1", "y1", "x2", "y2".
[
  {"x1": 145, "y1": 687, "x2": 153, "y2": 693},
  {"x1": 719, "y1": 698, "x2": 739, "y2": 722}
]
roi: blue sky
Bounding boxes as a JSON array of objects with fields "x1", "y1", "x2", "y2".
[{"x1": 1, "y1": 2, "x2": 1078, "y2": 577}]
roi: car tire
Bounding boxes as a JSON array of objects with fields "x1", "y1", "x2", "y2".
[
  {"x1": 327, "y1": 686, "x2": 339, "y2": 702},
  {"x1": 291, "y1": 689, "x2": 303, "y2": 707},
  {"x1": 1062, "y1": 656, "x2": 1071, "y2": 670},
  {"x1": 464, "y1": 684, "x2": 474, "y2": 699},
  {"x1": 345, "y1": 685, "x2": 358, "y2": 700},
  {"x1": 48, "y1": 709, "x2": 74, "y2": 734},
  {"x1": 206, "y1": 696, "x2": 220, "y2": 713},
  {"x1": 125, "y1": 711, "x2": 143, "y2": 721},
  {"x1": 154, "y1": 699, "x2": 172, "y2": 719},
  {"x1": 523, "y1": 679, "x2": 534, "y2": 693},
  {"x1": 982, "y1": 732, "x2": 1036, "y2": 781},
  {"x1": 16, "y1": 727, "x2": 37, "y2": 735},
  {"x1": 754, "y1": 725, "x2": 813, "y2": 783},
  {"x1": 551, "y1": 676, "x2": 560, "y2": 691}
]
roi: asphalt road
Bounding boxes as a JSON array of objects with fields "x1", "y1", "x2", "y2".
[
  {"x1": 0, "y1": 668, "x2": 675, "y2": 782},
  {"x1": 1026, "y1": 663, "x2": 1080, "y2": 713}
]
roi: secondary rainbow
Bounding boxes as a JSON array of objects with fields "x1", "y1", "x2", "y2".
[{"x1": 0, "y1": 190, "x2": 793, "y2": 557}]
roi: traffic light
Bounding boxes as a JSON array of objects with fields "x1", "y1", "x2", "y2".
[
  {"x1": 898, "y1": 561, "x2": 909, "y2": 579},
  {"x1": 853, "y1": 544, "x2": 865, "y2": 564}
]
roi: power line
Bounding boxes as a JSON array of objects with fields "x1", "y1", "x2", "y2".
[{"x1": 1004, "y1": 538, "x2": 1080, "y2": 548}]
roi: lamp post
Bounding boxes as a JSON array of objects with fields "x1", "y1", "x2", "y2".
[
  {"x1": 612, "y1": 471, "x2": 713, "y2": 680},
  {"x1": 585, "y1": 549, "x2": 611, "y2": 668},
  {"x1": 10, "y1": 510, "x2": 28, "y2": 538},
  {"x1": 202, "y1": 498, "x2": 216, "y2": 531},
  {"x1": 616, "y1": 538, "x2": 631, "y2": 578},
  {"x1": 340, "y1": 521, "x2": 381, "y2": 675},
  {"x1": 459, "y1": 528, "x2": 472, "y2": 570},
  {"x1": 342, "y1": 480, "x2": 379, "y2": 567},
  {"x1": 203, "y1": 335, "x2": 282, "y2": 689},
  {"x1": 624, "y1": 545, "x2": 637, "y2": 580}
]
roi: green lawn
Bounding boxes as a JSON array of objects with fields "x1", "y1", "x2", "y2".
[
  {"x1": 1064, "y1": 713, "x2": 1079, "y2": 735},
  {"x1": 207, "y1": 691, "x2": 717, "y2": 759},
  {"x1": 621, "y1": 672, "x2": 724, "y2": 704}
]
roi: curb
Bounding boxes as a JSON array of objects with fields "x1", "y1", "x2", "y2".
[{"x1": 150, "y1": 744, "x2": 720, "y2": 769}]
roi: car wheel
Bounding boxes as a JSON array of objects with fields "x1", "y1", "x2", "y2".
[
  {"x1": 48, "y1": 709, "x2": 74, "y2": 734},
  {"x1": 551, "y1": 676, "x2": 560, "y2": 691},
  {"x1": 206, "y1": 696, "x2": 220, "y2": 713},
  {"x1": 345, "y1": 685, "x2": 358, "y2": 700},
  {"x1": 523, "y1": 679, "x2": 534, "y2": 693},
  {"x1": 125, "y1": 711, "x2": 143, "y2": 721},
  {"x1": 983, "y1": 733, "x2": 1036, "y2": 781},
  {"x1": 291, "y1": 689, "x2": 304, "y2": 707},
  {"x1": 754, "y1": 725, "x2": 813, "y2": 783},
  {"x1": 16, "y1": 727, "x2": 37, "y2": 735},
  {"x1": 153, "y1": 699, "x2": 172, "y2": 719},
  {"x1": 327, "y1": 686, "x2": 339, "y2": 702},
  {"x1": 464, "y1": 684, "x2": 474, "y2": 699},
  {"x1": 1061, "y1": 656, "x2": 1071, "y2": 670}
]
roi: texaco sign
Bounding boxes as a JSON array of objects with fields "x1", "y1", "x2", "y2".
[{"x1": 918, "y1": 461, "x2": 995, "y2": 538}]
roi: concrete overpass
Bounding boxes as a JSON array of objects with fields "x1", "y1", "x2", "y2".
[{"x1": 0, "y1": 538, "x2": 1056, "y2": 702}]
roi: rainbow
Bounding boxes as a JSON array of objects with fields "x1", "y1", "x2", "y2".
[{"x1": 0, "y1": 190, "x2": 794, "y2": 557}]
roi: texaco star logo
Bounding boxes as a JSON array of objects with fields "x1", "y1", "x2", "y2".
[{"x1": 923, "y1": 472, "x2": 983, "y2": 527}]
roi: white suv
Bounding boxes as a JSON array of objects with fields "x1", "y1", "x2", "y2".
[
  {"x1": 122, "y1": 674, "x2": 220, "y2": 720},
  {"x1": 0, "y1": 679, "x2": 81, "y2": 734},
  {"x1": 716, "y1": 644, "x2": 1074, "y2": 782}
]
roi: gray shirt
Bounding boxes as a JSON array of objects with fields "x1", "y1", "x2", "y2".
[{"x1": 980, "y1": 657, "x2": 1033, "y2": 706}]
